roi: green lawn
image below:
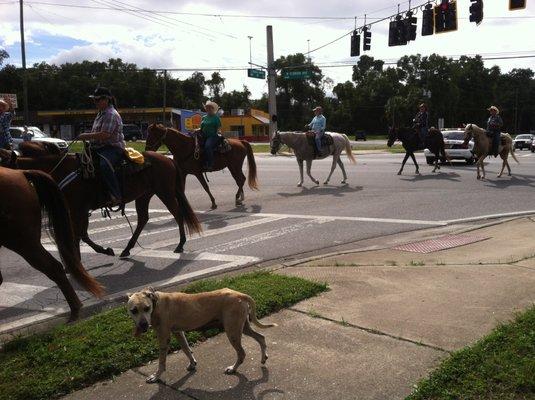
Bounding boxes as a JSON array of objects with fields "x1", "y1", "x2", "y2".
[
  {"x1": 407, "y1": 306, "x2": 535, "y2": 400},
  {"x1": 0, "y1": 272, "x2": 327, "y2": 400}
]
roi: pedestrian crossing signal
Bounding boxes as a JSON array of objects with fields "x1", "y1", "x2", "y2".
[{"x1": 509, "y1": 0, "x2": 526, "y2": 10}]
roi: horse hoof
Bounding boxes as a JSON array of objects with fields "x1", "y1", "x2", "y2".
[
  {"x1": 67, "y1": 310, "x2": 80, "y2": 323},
  {"x1": 174, "y1": 246, "x2": 184, "y2": 254},
  {"x1": 341, "y1": 180, "x2": 347, "y2": 185},
  {"x1": 297, "y1": 183, "x2": 303, "y2": 187},
  {"x1": 323, "y1": 181, "x2": 329, "y2": 185},
  {"x1": 104, "y1": 248, "x2": 115, "y2": 256},
  {"x1": 211, "y1": 204, "x2": 218, "y2": 210},
  {"x1": 119, "y1": 250, "x2": 130, "y2": 258},
  {"x1": 397, "y1": 171, "x2": 402, "y2": 175},
  {"x1": 314, "y1": 180, "x2": 319, "y2": 185}
]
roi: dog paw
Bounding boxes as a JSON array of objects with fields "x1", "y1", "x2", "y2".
[
  {"x1": 224, "y1": 366, "x2": 237, "y2": 374},
  {"x1": 146, "y1": 374, "x2": 160, "y2": 384}
]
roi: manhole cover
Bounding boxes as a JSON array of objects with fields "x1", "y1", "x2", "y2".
[{"x1": 392, "y1": 235, "x2": 489, "y2": 254}]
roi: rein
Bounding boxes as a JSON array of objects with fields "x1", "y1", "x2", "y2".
[{"x1": 48, "y1": 139, "x2": 80, "y2": 175}]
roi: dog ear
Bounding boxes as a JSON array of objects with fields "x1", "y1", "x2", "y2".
[{"x1": 144, "y1": 287, "x2": 157, "y2": 303}]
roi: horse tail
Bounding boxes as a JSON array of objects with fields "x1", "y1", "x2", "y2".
[
  {"x1": 24, "y1": 170, "x2": 104, "y2": 298},
  {"x1": 343, "y1": 134, "x2": 356, "y2": 164},
  {"x1": 506, "y1": 134, "x2": 520, "y2": 164},
  {"x1": 243, "y1": 141, "x2": 259, "y2": 190},
  {"x1": 175, "y1": 182, "x2": 203, "y2": 235}
]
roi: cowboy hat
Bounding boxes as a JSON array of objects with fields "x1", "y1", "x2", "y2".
[
  {"x1": 204, "y1": 100, "x2": 219, "y2": 112},
  {"x1": 89, "y1": 86, "x2": 113, "y2": 98},
  {"x1": 312, "y1": 106, "x2": 323, "y2": 111},
  {"x1": 487, "y1": 105, "x2": 500, "y2": 113},
  {"x1": 419, "y1": 103, "x2": 427, "y2": 109}
]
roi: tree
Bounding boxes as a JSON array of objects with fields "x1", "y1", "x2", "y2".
[{"x1": 206, "y1": 72, "x2": 225, "y2": 102}]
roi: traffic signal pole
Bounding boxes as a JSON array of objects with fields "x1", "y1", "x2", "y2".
[
  {"x1": 266, "y1": 25, "x2": 277, "y2": 138},
  {"x1": 19, "y1": 0, "x2": 29, "y2": 124}
]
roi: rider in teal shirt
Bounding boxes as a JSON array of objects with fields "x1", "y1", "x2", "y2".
[
  {"x1": 200, "y1": 101, "x2": 221, "y2": 170},
  {"x1": 307, "y1": 106, "x2": 326, "y2": 155}
]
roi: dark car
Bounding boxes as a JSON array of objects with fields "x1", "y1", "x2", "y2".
[{"x1": 123, "y1": 124, "x2": 143, "y2": 141}]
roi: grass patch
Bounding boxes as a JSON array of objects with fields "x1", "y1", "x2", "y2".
[
  {"x1": 0, "y1": 272, "x2": 327, "y2": 400},
  {"x1": 407, "y1": 305, "x2": 535, "y2": 400},
  {"x1": 409, "y1": 260, "x2": 426, "y2": 267}
]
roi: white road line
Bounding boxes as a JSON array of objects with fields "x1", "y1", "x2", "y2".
[
  {"x1": 145, "y1": 216, "x2": 287, "y2": 249},
  {"x1": 0, "y1": 282, "x2": 49, "y2": 308},
  {"x1": 202, "y1": 218, "x2": 334, "y2": 254},
  {"x1": 126, "y1": 208, "x2": 445, "y2": 227}
]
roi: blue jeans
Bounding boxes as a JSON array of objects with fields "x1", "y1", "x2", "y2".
[
  {"x1": 203, "y1": 136, "x2": 219, "y2": 169},
  {"x1": 96, "y1": 145, "x2": 124, "y2": 199},
  {"x1": 314, "y1": 132, "x2": 324, "y2": 152},
  {"x1": 418, "y1": 127, "x2": 428, "y2": 148},
  {"x1": 490, "y1": 130, "x2": 500, "y2": 155}
]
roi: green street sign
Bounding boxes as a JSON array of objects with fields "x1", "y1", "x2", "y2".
[
  {"x1": 282, "y1": 69, "x2": 313, "y2": 80},
  {"x1": 247, "y1": 68, "x2": 266, "y2": 79}
]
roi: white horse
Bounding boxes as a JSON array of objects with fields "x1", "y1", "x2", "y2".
[
  {"x1": 270, "y1": 131, "x2": 356, "y2": 186},
  {"x1": 464, "y1": 124, "x2": 519, "y2": 180}
]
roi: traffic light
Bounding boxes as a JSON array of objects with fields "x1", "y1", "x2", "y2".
[
  {"x1": 405, "y1": 11, "x2": 417, "y2": 41},
  {"x1": 388, "y1": 15, "x2": 407, "y2": 46},
  {"x1": 422, "y1": 3, "x2": 434, "y2": 36},
  {"x1": 363, "y1": 27, "x2": 372, "y2": 51},
  {"x1": 434, "y1": 0, "x2": 457, "y2": 33},
  {"x1": 469, "y1": 0, "x2": 483, "y2": 25},
  {"x1": 509, "y1": 0, "x2": 526, "y2": 10},
  {"x1": 350, "y1": 31, "x2": 360, "y2": 57}
]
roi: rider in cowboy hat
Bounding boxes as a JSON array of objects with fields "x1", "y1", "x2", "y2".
[
  {"x1": 413, "y1": 103, "x2": 429, "y2": 150},
  {"x1": 487, "y1": 105, "x2": 503, "y2": 157},
  {"x1": 0, "y1": 97, "x2": 14, "y2": 150},
  {"x1": 200, "y1": 100, "x2": 222, "y2": 171},
  {"x1": 306, "y1": 106, "x2": 326, "y2": 157},
  {"x1": 78, "y1": 87, "x2": 125, "y2": 205}
]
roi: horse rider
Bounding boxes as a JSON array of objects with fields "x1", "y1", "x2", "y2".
[
  {"x1": 78, "y1": 87, "x2": 125, "y2": 206},
  {"x1": 0, "y1": 97, "x2": 14, "y2": 150},
  {"x1": 413, "y1": 103, "x2": 429, "y2": 149},
  {"x1": 199, "y1": 100, "x2": 222, "y2": 171},
  {"x1": 487, "y1": 105, "x2": 503, "y2": 157},
  {"x1": 306, "y1": 106, "x2": 326, "y2": 157}
]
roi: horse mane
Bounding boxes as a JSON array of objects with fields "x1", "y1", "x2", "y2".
[
  {"x1": 467, "y1": 124, "x2": 485, "y2": 135},
  {"x1": 19, "y1": 141, "x2": 61, "y2": 157}
]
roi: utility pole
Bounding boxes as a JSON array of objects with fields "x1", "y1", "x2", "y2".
[
  {"x1": 19, "y1": 0, "x2": 29, "y2": 124},
  {"x1": 307, "y1": 39, "x2": 310, "y2": 63},
  {"x1": 248, "y1": 36, "x2": 253, "y2": 65},
  {"x1": 162, "y1": 69, "x2": 167, "y2": 125},
  {"x1": 266, "y1": 25, "x2": 277, "y2": 138}
]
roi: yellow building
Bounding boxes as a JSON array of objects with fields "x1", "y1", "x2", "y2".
[{"x1": 220, "y1": 109, "x2": 269, "y2": 141}]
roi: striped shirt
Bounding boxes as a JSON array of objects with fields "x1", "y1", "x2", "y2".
[
  {"x1": 0, "y1": 111, "x2": 13, "y2": 148},
  {"x1": 91, "y1": 105, "x2": 125, "y2": 149}
]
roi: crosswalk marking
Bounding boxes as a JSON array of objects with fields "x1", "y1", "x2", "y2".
[{"x1": 0, "y1": 282, "x2": 49, "y2": 308}]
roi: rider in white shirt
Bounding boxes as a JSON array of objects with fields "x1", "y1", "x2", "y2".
[{"x1": 307, "y1": 106, "x2": 326, "y2": 156}]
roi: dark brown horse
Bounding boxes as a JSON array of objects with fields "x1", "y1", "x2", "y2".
[
  {"x1": 0, "y1": 166, "x2": 104, "y2": 321},
  {"x1": 1, "y1": 142, "x2": 202, "y2": 258},
  {"x1": 146, "y1": 124, "x2": 258, "y2": 209}
]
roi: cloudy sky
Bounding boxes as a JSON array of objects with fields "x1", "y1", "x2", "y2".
[{"x1": 1, "y1": 0, "x2": 534, "y2": 99}]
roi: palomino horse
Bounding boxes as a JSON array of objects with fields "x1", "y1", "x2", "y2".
[
  {"x1": 270, "y1": 131, "x2": 356, "y2": 186},
  {"x1": 0, "y1": 166, "x2": 104, "y2": 321},
  {"x1": 463, "y1": 124, "x2": 519, "y2": 180},
  {"x1": 1, "y1": 142, "x2": 202, "y2": 258},
  {"x1": 388, "y1": 127, "x2": 451, "y2": 175},
  {"x1": 146, "y1": 124, "x2": 258, "y2": 209}
]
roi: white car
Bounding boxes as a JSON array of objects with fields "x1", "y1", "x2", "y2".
[
  {"x1": 9, "y1": 126, "x2": 68, "y2": 153},
  {"x1": 424, "y1": 129, "x2": 475, "y2": 165},
  {"x1": 513, "y1": 134, "x2": 533, "y2": 151}
]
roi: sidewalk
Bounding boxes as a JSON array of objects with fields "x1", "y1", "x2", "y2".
[{"x1": 63, "y1": 217, "x2": 535, "y2": 400}]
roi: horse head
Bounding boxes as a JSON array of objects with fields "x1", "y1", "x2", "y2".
[
  {"x1": 0, "y1": 148, "x2": 17, "y2": 168},
  {"x1": 387, "y1": 127, "x2": 398, "y2": 148},
  {"x1": 18, "y1": 141, "x2": 60, "y2": 157},
  {"x1": 270, "y1": 131, "x2": 281, "y2": 155},
  {"x1": 463, "y1": 123, "x2": 474, "y2": 145},
  {"x1": 146, "y1": 124, "x2": 167, "y2": 151}
]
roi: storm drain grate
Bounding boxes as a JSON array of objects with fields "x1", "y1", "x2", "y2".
[{"x1": 392, "y1": 235, "x2": 489, "y2": 254}]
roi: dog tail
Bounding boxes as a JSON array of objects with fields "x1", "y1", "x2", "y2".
[{"x1": 244, "y1": 295, "x2": 277, "y2": 329}]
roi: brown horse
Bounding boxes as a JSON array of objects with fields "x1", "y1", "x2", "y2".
[
  {"x1": 463, "y1": 124, "x2": 519, "y2": 180},
  {"x1": 146, "y1": 124, "x2": 258, "y2": 209},
  {"x1": 0, "y1": 166, "x2": 104, "y2": 321},
  {"x1": 2, "y1": 141, "x2": 202, "y2": 258}
]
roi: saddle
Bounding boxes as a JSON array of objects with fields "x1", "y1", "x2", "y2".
[
  {"x1": 305, "y1": 132, "x2": 334, "y2": 148},
  {"x1": 196, "y1": 134, "x2": 232, "y2": 155}
]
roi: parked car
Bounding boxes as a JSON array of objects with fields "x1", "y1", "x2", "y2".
[
  {"x1": 123, "y1": 124, "x2": 143, "y2": 141},
  {"x1": 354, "y1": 130, "x2": 367, "y2": 141},
  {"x1": 424, "y1": 129, "x2": 475, "y2": 165},
  {"x1": 9, "y1": 126, "x2": 68, "y2": 152},
  {"x1": 513, "y1": 134, "x2": 533, "y2": 150}
]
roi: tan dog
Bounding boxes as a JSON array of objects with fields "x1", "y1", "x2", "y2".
[{"x1": 127, "y1": 287, "x2": 277, "y2": 383}]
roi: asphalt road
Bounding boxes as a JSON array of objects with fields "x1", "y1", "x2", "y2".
[{"x1": 2, "y1": 150, "x2": 535, "y2": 332}]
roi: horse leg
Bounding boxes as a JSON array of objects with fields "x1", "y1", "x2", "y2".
[
  {"x1": 432, "y1": 153, "x2": 439, "y2": 173},
  {"x1": 297, "y1": 159, "x2": 304, "y2": 187},
  {"x1": 306, "y1": 159, "x2": 319, "y2": 185},
  {"x1": 156, "y1": 192, "x2": 187, "y2": 254},
  {"x1": 506, "y1": 158, "x2": 512, "y2": 176},
  {"x1": 22, "y1": 244, "x2": 82, "y2": 321},
  {"x1": 80, "y1": 209, "x2": 114, "y2": 256},
  {"x1": 228, "y1": 165, "x2": 246, "y2": 206},
  {"x1": 196, "y1": 173, "x2": 217, "y2": 209},
  {"x1": 498, "y1": 158, "x2": 506, "y2": 178},
  {"x1": 410, "y1": 153, "x2": 420, "y2": 175},
  {"x1": 324, "y1": 154, "x2": 339, "y2": 185},
  {"x1": 398, "y1": 152, "x2": 410, "y2": 175},
  {"x1": 120, "y1": 194, "x2": 152, "y2": 258},
  {"x1": 337, "y1": 158, "x2": 348, "y2": 184}
]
